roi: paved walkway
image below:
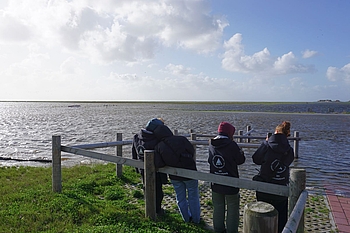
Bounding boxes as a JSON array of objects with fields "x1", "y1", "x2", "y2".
[
  {"x1": 326, "y1": 188, "x2": 350, "y2": 233},
  {"x1": 161, "y1": 182, "x2": 335, "y2": 232}
]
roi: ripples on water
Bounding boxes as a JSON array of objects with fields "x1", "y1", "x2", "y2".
[{"x1": 0, "y1": 102, "x2": 350, "y2": 196}]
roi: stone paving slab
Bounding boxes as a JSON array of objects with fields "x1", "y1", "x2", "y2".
[{"x1": 162, "y1": 182, "x2": 336, "y2": 232}]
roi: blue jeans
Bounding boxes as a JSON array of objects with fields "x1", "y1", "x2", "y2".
[
  {"x1": 212, "y1": 191, "x2": 240, "y2": 233},
  {"x1": 171, "y1": 179, "x2": 201, "y2": 223}
]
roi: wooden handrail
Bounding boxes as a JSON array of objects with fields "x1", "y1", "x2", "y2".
[
  {"x1": 282, "y1": 190, "x2": 308, "y2": 233},
  {"x1": 67, "y1": 129, "x2": 301, "y2": 157}
]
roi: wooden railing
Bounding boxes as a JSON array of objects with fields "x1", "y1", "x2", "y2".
[
  {"x1": 70, "y1": 128, "x2": 301, "y2": 158},
  {"x1": 52, "y1": 129, "x2": 305, "y2": 233}
]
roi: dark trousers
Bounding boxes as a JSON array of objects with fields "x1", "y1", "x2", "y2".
[
  {"x1": 141, "y1": 171, "x2": 166, "y2": 213},
  {"x1": 256, "y1": 192, "x2": 288, "y2": 233},
  {"x1": 155, "y1": 172, "x2": 165, "y2": 213}
]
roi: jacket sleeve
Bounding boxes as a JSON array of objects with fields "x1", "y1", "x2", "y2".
[
  {"x1": 232, "y1": 142, "x2": 245, "y2": 165},
  {"x1": 131, "y1": 134, "x2": 140, "y2": 173},
  {"x1": 208, "y1": 145, "x2": 214, "y2": 164},
  {"x1": 154, "y1": 144, "x2": 166, "y2": 168},
  {"x1": 132, "y1": 135, "x2": 138, "y2": 160},
  {"x1": 252, "y1": 141, "x2": 268, "y2": 165},
  {"x1": 184, "y1": 137, "x2": 195, "y2": 156},
  {"x1": 282, "y1": 147, "x2": 294, "y2": 166}
]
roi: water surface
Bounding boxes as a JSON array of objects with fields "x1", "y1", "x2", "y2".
[{"x1": 1, "y1": 102, "x2": 349, "y2": 196}]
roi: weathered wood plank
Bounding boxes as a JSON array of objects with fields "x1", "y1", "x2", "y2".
[
  {"x1": 158, "y1": 166, "x2": 289, "y2": 197},
  {"x1": 72, "y1": 140, "x2": 133, "y2": 149},
  {"x1": 61, "y1": 146, "x2": 289, "y2": 196},
  {"x1": 144, "y1": 150, "x2": 156, "y2": 220},
  {"x1": 61, "y1": 146, "x2": 143, "y2": 169},
  {"x1": 282, "y1": 190, "x2": 308, "y2": 233},
  {"x1": 52, "y1": 135, "x2": 62, "y2": 193}
]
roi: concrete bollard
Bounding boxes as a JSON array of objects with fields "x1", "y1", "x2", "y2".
[{"x1": 243, "y1": 201, "x2": 278, "y2": 233}]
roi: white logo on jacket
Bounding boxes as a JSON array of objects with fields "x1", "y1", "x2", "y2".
[
  {"x1": 137, "y1": 145, "x2": 145, "y2": 156},
  {"x1": 270, "y1": 159, "x2": 287, "y2": 181},
  {"x1": 212, "y1": 154, "x2": 225, "y2": 169}
]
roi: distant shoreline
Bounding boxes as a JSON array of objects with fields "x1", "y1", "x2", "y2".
[
  {"x1": 189, "y1": 109, "x2": 350, "y2": 116},
  {"x1": 1, "y1": 100, "x2": 349, "y2": 104},
  {"x1": 1, "y1": 101, "x2": 349, "y2": 114}
]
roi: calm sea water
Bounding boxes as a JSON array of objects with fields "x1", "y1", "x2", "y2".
[{"x1": 1, "y1": 102, "x2": 349, "y2": 196}]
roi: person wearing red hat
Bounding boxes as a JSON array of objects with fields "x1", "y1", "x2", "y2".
[{"x1": 208, "y1": 122, "x2": 245, "y2": 233}]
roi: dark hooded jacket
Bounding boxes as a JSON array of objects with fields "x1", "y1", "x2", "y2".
[
  {"x1": 252, "y1": 133, "x2": 294, "y2": 186},
  {"x1": 208, "y1": 135, "x2": 246, "y2": 195},
  {"x1": 153, "y1": 124, "x2": 196, "y2": 181},
  {"x1": 132, "y1": 128, "x2": 161, "y2": 175}
]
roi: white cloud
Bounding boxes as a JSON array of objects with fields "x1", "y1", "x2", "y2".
[
  {"x1": 221, "y1": 33, "x2": 272, "y2": 73},
  {"x1": 273, "y1": 52, "x2": 315, "y2": 75},
  {"x1": 162, "y1": 63, "x2": 191, "y2": 75},
  {"x1": 326, "y1": 63, "x2": 350, "y2": 84},
  {"x1": 60, "y1": 57, "x2": 85, "y2": 75},
  {"x1": 0, "y1": 1, "x2": 347, "y2": 102},
  {"x1": 289, "y1": 77, "x2": 306, "y2": 89},
  {"x1": 302, "y1": 49, "x2": 319, "y2": 59},
  {"x1": 0, "y1": 10, "x2": 32, "y2": 42},
  {"x1": 222, "y1": 33, "x2": 315, "y2": 75},
  {"x1": 3, "y1": 52, "x2": 50, "y2": 79},
  {"x1": 105, "y1": 64, "x2": 246, "y2": 101},
  {"x1": 1, "y1": 0, "x2": 227, "y2": 64}
]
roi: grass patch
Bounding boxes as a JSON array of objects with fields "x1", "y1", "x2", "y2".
[{"x1": 0, "y1": 164, "x2": 212, "y2": 233}]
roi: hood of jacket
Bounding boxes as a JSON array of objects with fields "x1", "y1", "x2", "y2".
[
  {"x1": 153, "y1": 124, "x2": 173, "y2": 140},
  {"x1": 210, "y1": 135, "x2": 232, "y2": 149},
  {"x1": 138, "y1": 129, "x2": 156, "y2": 141},
  {"x1": 267, "y1": 133, "x2": 291, "y2": 154}
]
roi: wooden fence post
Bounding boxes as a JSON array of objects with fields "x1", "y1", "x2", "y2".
[
  {"x1": 243, "y1": 201, "x2": 278, "y2": 233},
  {"x1": 144, "y1": 150, "x2": 156, "y2": 220},
  {"x1": 52, "y1": 135, "x2": 62, "y2": 193},
  {"x1": 293, "y1": 131, "x2": 299, "y2": 159},
  {"x1": 288, "y1": 168, "x2": 306, "y2": 233},
  {"x1": 238, "y1": 130, "x2": 243, "y2": 143},
  {"x1": 246, "y1": 125, "x2": 251, "y2": 143},
  {"x1": 116, "y1": 133, "x2": 123, "y2": 177},
  {"x1": 173, "y1": 129, "x2": 178, "y2": 136}
]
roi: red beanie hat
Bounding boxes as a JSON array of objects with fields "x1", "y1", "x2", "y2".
[{"x1": 218, "y1": 122, "x2": 235, "y2": 137}]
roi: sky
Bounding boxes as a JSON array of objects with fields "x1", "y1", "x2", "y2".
[{"x1": 0, "y1": 0, "x2": 349, "y2": 102}]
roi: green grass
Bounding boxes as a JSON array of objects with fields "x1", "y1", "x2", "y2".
[{"x1": 0, "y1": 164, "x2": 212, "y2": 233}]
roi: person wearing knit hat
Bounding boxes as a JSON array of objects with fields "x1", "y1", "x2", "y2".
[
  {"x1": 208, "y1": 122, "x2": 245, "y2": 233},
  {"x1": 132, "y1": 118, "x2": 168, "y2": 216},
  {"x1": 217, "y1": 121, "x2": 236, "y2": 139},
  {"x1": 146, "y1": 118, "x2": 164, "y2": 132},
  {"x1": 153, "y1": 123, "x2": 201, "y2": 224}
]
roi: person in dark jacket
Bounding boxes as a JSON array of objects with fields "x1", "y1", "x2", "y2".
[
  {"x1": 252, "y1": 121, "x2": 294, "y2": 233},
  {"x1": 208, "y1": 122, "x2": 245, "y2": 233},
  {"x1": 132, "y1": 118, "x2": 168, "y2": 216},
  {"x1": 153, "y1": 124, "x2": 201, "y2": 224}
]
